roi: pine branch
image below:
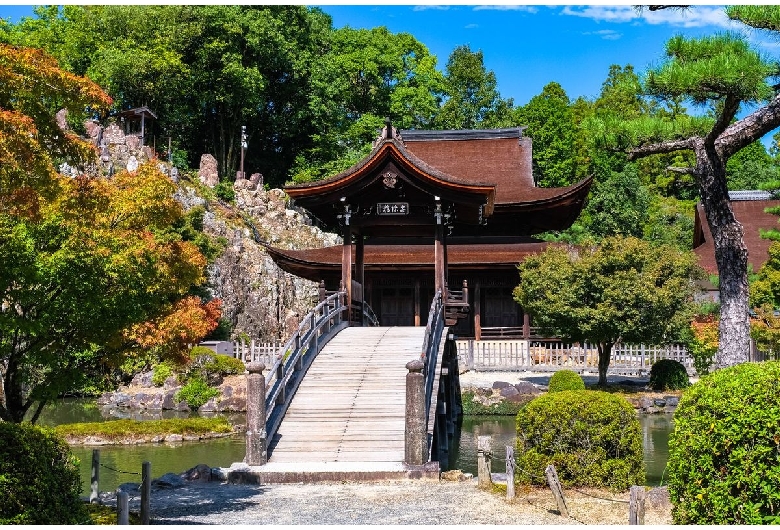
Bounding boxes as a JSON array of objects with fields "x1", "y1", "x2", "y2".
[
  {"x1": 667, "y1": 166, "x2": 695, "y2": 175},
  {"x1": 717, "y1": 91, "x2": 780, "y2": 158},
  {"x1": 627, "y1": 138, "x2": 695, "y2": 160}
]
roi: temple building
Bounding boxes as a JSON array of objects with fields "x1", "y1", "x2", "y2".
[{"x1": 265, "y1": 122, "x2": 592, "y2": 339}]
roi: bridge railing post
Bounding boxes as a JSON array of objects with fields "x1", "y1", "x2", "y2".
[
  {"x1": 246, "y1": 362, "x2": 267, "y2": 465},
  {"x1": 405, "y1": 359, "x2": 427, "y2": 465}
]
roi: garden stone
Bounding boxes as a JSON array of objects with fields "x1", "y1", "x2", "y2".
[
  {"x1": 96, "y1": 392, "x2": 113, "y2": 405},
  {"x1": 499, "y1": 386, "x2": 519, "y2": 398},
  {"x1": 491, "y1": 381, "x2": 512, "y2": 389},
  {"x1": 182, "y1": 464, "x2": 213, "y2": 483},
  {"x1": 131, "y1": 371, "x2": 155, "y2": 388},
  {"x1": 199, "y1": 154, "x2": 219, "y2": 187},
  {"x1": 663, "y1": 396, "x2": 679, "y2": 407},
  {"x1": 514, "y1": 381, "x2": 541, "y2": 394},
  {"x1": 163, "y1": 376, "x2": 179, "y2": 390},
  {"x1": 165, "y1": 434, "x2": 183, "y2": 443},
  {"x1": 162, "y1": 390, "x2": 178, "y2": 410},
  {"x1": 222, "y1": 385, "x2": 234, "y2": 398},
  {"x1": 638, "y1": 397, "x2": 653, "y2": 411},
  {"x1": 199, "y1": 398, "x2": 218, "y2": 413},
  {"x1": 216, "y1": 396, "x2": 246, "y2": 412},
  {"x1": 653, "y1": 398, "x2": 667, "y2": 407},
  {"x1": 153, "y1": 473, "x2": 186, "y2": 489},
  {"x1": 114, "y1": 392, "x2": 131, "y2": 407}
]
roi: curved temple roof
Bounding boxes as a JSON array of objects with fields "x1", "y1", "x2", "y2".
[{"x1": 285, "y1": 125, "x2": 591, "y2": 233}]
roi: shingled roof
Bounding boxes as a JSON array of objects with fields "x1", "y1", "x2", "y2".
[{"x1": 693, "y1": 193, "x2": 780, "y2": 274}]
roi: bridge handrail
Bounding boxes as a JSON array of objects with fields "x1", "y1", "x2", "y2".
[
  {"x1": 263, "y1": 289, "x2": 348, "y2": 448},
  {"x1": 420, "y1": 289, "x2": 444, "y2": 433},
  {"x1": 363, "y1": 302, "x2": 380, "y2": 327}
]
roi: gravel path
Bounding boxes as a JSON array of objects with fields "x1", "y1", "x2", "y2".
[{"x1": 121, "y1": 479, "x2": 566, "y2": 525}]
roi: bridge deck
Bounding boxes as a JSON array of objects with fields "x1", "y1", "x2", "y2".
[{"x1": 268, "y1": 326, "x2": 426, "y2": 464}]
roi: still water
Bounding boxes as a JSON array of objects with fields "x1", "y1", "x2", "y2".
[{"x1": 38, "y1": 399, "x2": 672, "y2": 495}]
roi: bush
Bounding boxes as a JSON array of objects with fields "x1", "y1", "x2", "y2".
[
  {"x1": 214, "y1": 180, "x2": 235, "y2": 202},
  {"x1": 516, "y1": 390, "x2": 644, "y2": 491},
  {"x1": 187, "y1": 346, "x2": 245, "y2": 382},
  {"x1": 667, "y1": 362, "x2": 780, "y2": 524},
  {"x1": 0, "y1": 423, "x2": 88, "y2": 524},
  {"x1": 175, "y1": 377, "x2": 220, "y2": 409},
  {"x1": 152, "y1": 362, "x2": 175, "y2": 387},
  {"x1": 548, "y1": 370, "x2": 585, "y2": 392},
  {"x1": 205, "y1": 354, "x2": 245, "y2": 376},
  {"x1": 648, "y1": 359, "x2": 690, "y2": 391}
]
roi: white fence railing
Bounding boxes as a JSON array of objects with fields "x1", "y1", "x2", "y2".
[
  {"x1": 231, "y1": 340, "x2": 283, "y2": 365},
  {"x1": 456, "y1": 339, "x2": 694, "y2": 375}
]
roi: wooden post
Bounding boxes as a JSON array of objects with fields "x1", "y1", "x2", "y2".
[
  {"x1": 245, "y1": 362, "x2": 267, "y2": 465},
  {"x1": 355, "y1": 233, "x2": 365, "y2": 326},
  {"x1": 341, "y1": 205, "x2": 352, "y2": 321},
  {"x1": 629, "y1": 485, "x2": 646, "y2": 525},
  {"x1": 141, "y1": 461, "x2": 151, "y2": 525},
  {"x1": 404, "y1": 359, "x2": 427, "y2": 465},
  {"x1": 462, "y1": 279, "x2": 469, "y2": 305},
  {"x1": 117, "y1": 491, "x2": 129, "y2": 525},
  {"x1": 506, "y1": 445, "x2": 516, "y2": 499},
  {"x1": 434, "y1": 201, "x2": 444, "y2": 295},
  {"x1": 414, "y1": 279, "x2": 421, "y2": 327},
  {"x1": 318, "y1": 280, "x2": 326, "y2": 302},
  {"x1": 545, "y1": 464, "x2": 569, "y2": 518},
  {"x1": 477, "y1": 435, "x2": 492, "y2": 487},
  {"x1": 90, "y1": 449, "x2": 99, "y2": 504},
  {"x1": 523, "y1": 312, "x2": 531, "y2": 339},
  {"x1": 474, "y1": 280, "x2": 481, "y2": 341}
]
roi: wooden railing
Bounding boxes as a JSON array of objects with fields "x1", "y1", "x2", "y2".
[
  {"x1": 263, "y1": 290, "x2": 348, "y2": 450},
  {"x1": 420, "y1": 289, "x2": 444, "y2": 439},
  {"x1": 457, "y1": 339, "x2": 695, "y2": 375}
]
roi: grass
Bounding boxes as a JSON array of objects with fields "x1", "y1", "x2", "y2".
[
  {"x1": 54, "y1": 417, "x2": 234, "y2": 441},
  {"x1": 84, "y1": 503, "x2": 141, "y2": 525}
]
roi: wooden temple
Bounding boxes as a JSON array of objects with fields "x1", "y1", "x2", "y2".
[{"x1": 265, "y1": 121, "x2": 592, "y2": 339}]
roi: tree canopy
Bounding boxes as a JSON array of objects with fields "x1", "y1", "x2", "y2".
[
  {"x1": 514, "y1": 236, "x2": 702, "y2": 386},
  {"x1": 0, "y1": 44, "x2": 218, "y2": 423}
]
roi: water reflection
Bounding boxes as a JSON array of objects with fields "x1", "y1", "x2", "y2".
[{"x1": 452, "y1": 414, "x2": 672, "y2": 486}]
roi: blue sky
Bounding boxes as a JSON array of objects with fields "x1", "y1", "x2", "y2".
[{"x1": 1, "y1": 4, "x2": 776, "y2": 109}]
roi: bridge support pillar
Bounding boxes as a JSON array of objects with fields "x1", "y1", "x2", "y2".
[
  {"x1": 404, "y1": 359, "x2": 427, "y2": 465},
  {"x1": 246, "y1": 362, "x2": 267, "y2": 466}
]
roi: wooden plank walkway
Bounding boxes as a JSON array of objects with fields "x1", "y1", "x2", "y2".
[{"x1": 268, "y1": 326, "x2": 426, "y2": 464}]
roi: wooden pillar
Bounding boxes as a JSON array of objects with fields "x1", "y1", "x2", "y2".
[
  {"x1": 434, "y1": 200, "x2": 444, "y2": 295},
  {"x1": 414, "y1": 278, "x2": 421, "y2": 327},
  {"x1": 443, "y1": 223, "x2": 449, "y2": 292},
  {"x1": 523, "y1": 312, "x2": 531, "y2": 339},
  {"x1": 140, "y1": 114, "x2": 146, "y2": 146},
  {"x1": 474, "y1": 280, "x2": 482, "y2": 341},
  {"x1": 341, "y1": 204, "x2": 352, "y2": 315},
  {"x1": 355, "y1": 233, "x2": 365, "y2": 325}
]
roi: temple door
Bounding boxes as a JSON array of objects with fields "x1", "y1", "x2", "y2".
[{"x1": 380, "y1": 287, "x2": 415, "y2": 326}]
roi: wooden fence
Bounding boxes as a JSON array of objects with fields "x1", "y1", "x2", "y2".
[
  {"x1": 456, "y1": 339, "x2": 694, "y2": 376},
  {"x1": 231, "y1": 340, "x2": 283, "y2": 365}
]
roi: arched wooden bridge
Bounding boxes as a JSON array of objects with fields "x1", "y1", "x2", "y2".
[{"x1": 224, "y1": 290, "x2": 463, "y2": 483}]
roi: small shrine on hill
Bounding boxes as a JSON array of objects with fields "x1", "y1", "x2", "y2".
[{"x1": 265, "y1": 121, "x2": 592, "y2": 339}]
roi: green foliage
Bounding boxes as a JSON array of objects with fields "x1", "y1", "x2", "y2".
[
  {"x1": 152, "y1": 361, "x2": 175, "y2": 387},
  {"x1": 461, "y1": 391, "x2": 527, "y2": 416},
  {"x1": 648, "y1": 359, "x2": 690, "y2": 391},
  {"x1": 516, "y1": 82, "x2": 576, "y2": 187},
  {"x1": 434, "y1": 44, "x2": 515, "y2": 129},
  {"x1": 750, "y1": 241, "x2": 780, "y2": 308},
  {"x1": 175, "y1": 377, "x2": 220, "y2": 409},
  {"x1": 515, "y1": 390, "x2": 644, "y2": 491},
  {"x1": 726, "y1": 140, "x2": 779, "y2": 191},
  {"x1": 54, "y1": 417, "x2": 233, "y2": 440},
  {"x1": 548, "y1": 370, "x2": 585, "y2": 392},
  {"x1": 515, "y1": 236, "x2": 702, "y2": 385},
  {"x1": 0, "y1": 422, "x2": 87, "y2": 524},
  {"x1": 642, "y1": 195, "x2": 696, "y2": 251},
  {"x1": 667, "y1": 361, "x2": 780, "y2": 524},
  {"x1": 213, "y1": 180, "x2": 235, "y2": 203},
  {"x1": 583, "y1": 165, "x2": 650, "y2": 239}
]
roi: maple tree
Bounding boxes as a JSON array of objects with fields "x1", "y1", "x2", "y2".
[{"x1": 0, "y1": 45, "x2": 220, "y2": 423}]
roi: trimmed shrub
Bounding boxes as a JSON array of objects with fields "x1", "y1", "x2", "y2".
[
  {"x1": 548, "y1": 369, "x2": 585, "y2": 392},
  {"x1": 0, "y1": 422, "x2": 88, "y2": 524},
  {"x1": 648, "y1": 359, "x2": 690, "y2": 391},
  {"x1": 516, "y1": 390, "x2": 644, "y2": 491},
  {"x1": 205, "y1": 354, "x2": 245, "y2": 376},
  {"x1": 175, "y1": 377, "x2": 220, "y2": 409},
  {"x1": 666, "y1": 361, "x2": 780, "y2": 524}
]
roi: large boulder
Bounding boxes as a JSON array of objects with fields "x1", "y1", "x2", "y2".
[{"x1": 199, "y1": 154, "x2": 219, "y2": 188}]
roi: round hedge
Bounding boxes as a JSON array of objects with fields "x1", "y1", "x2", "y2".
[
  {"x1": 515, "y1": 390, "x2": 644, "y2": 491},
  {"x1": 667, "y1": 361, "x2": 780, "y2": 524},
  {"x1": 0, "y1": 422, "x2": 87, "y2": 524},
  {"x1": 548, "y1": 369, "x2": 585, "y2": 392},
  {"x1": 648, "y1": 359, "x2": 690, "y2": 391}
]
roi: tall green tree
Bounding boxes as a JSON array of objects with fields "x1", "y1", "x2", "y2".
[
  {"x1": 516, "y1": 82, "x2": 576, "y2": 187},
  {"x1": 618, "y1": 11, "x2": 780, "y2": 367},
  {"x1": 514, "y1": 237, "x2": 701, "y2": 386},
  {"x1": 435, "y1": 44, "x2": 514, "y2": 129}
]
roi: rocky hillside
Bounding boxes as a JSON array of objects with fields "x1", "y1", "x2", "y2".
[{"x1": 175, "y1": 181, "x2": 339, "y2": 342}]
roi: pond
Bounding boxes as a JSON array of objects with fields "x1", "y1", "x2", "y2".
[{"x1": 37, "y1": 399, "x2": 672, "y2": 495}]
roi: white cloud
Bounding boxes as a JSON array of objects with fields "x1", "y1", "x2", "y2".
[
  {"x1": 561, "y1": 5, "x2": 737, "y2": 29},
  {"x1": 465, "y1": 23, "x2": 479, "y2": 29},
  {"x1": 474, "y1": 5, "x2": 538, "y2": 13},
  {"x1": 412, "y1": 5, "x2": 450, "y2": 11},
  {"x1": 583, "y1": 29, "x2": 623, "y2": 41}
]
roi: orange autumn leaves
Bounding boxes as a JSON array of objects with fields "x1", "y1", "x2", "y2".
[{"x1": 1, "y1": 44, "x2": 222, "y2": 360}]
